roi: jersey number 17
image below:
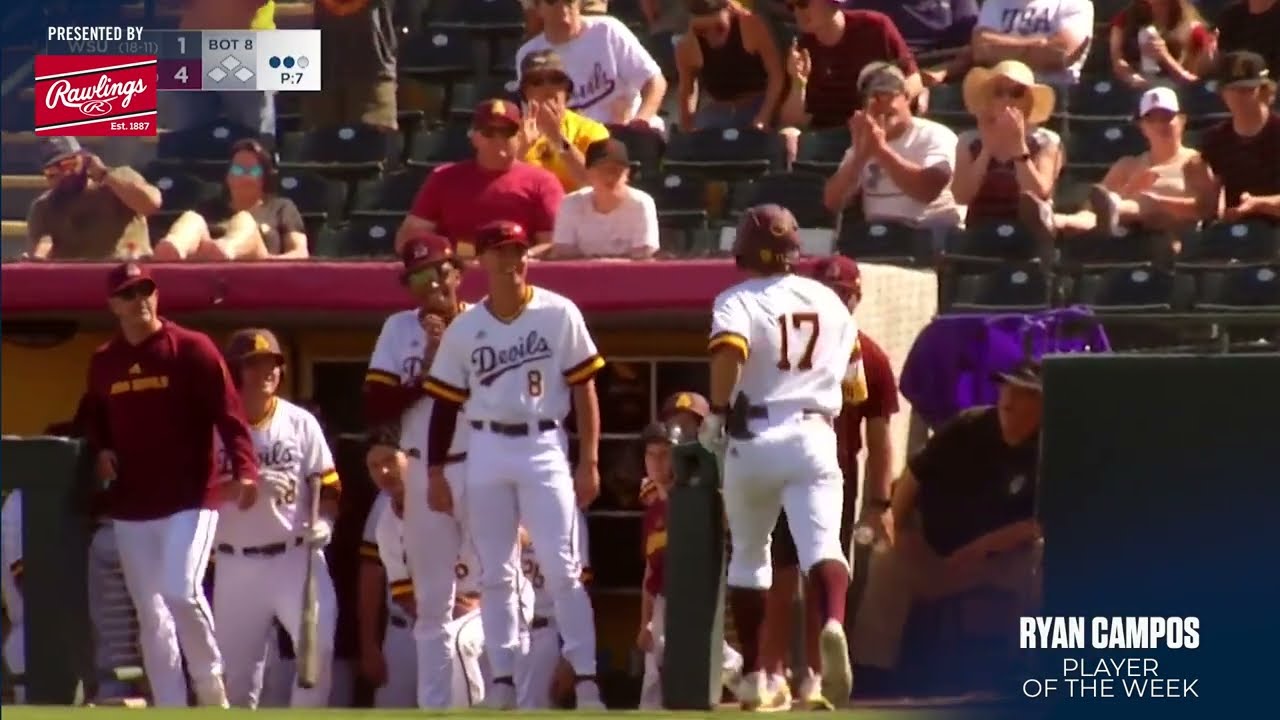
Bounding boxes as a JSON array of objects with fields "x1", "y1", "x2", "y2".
[{"x1": 776, "y1": 312, "x2": 820, "y2": 371}]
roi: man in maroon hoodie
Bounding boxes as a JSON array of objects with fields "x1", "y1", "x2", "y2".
[{"x1": 82, "y1": 262, "x2": 258, "y2": 708}]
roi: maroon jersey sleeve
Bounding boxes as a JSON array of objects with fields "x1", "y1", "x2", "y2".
[
  {"x1": 642, "y1": 498, "x2": 668, "y2": 597},
  {"x1": 183, "y1": 331, "x2": 259, "y2": 482},
  {"x1": 362, "y1": 381, "x2": 426, "y2": 430},
  {"x1": 859, "y1": 333, "x2": 900, "y2": 420},
  {"x1": 83, "y1": 350, "x2": 112, "y2": 451}
]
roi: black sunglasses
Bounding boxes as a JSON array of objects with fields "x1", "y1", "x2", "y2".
[{"x1": 113, "y1": 281, "x2": 156, "y2": 300}]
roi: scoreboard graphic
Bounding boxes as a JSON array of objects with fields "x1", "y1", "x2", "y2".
[{"x1": 44, "y1": 29, "x2": 321, "y2": 92}]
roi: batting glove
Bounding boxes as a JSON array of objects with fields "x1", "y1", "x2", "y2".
[
  {"x1": 305, "y1": 518, "x2": 333, "y2": 548},
  {"x1": 259, "y1": 469, "x2": 294, "y2": 503},
  {"x1": 698, "y1": 414, "x2": 727, "y2": 456}
]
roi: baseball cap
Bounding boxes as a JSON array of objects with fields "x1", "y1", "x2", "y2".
[
  {"x1": 105, "y1": 261, "x2": 154, "y2": 296},
  {"x1": 224, "y1": 328, "x2": 285, "y2": 364},
  {"x1": 992, "y1": 359, "x2": 1043, "y2": 392},
  {"x1": 519, "y1": 50, "x2": 574, "y2": 93},
  {"x1": 400, "y1": 232, "x2": 456, "y2": 279},
  {"x1": 813, "y1": 255, "x2": 861, "y2": 293},
  {"x1": 857, "y1": 62, "x2": 907, "y2": 97},
  {"x1": 1137, "y1": 86, "x2": 1181, "y2": 117},
  {"x1": 660, "y1": 391, "x2": 711, "y2": 421},
  {"x1": 737, "y1": 203, "x2": 800, "y2": 253},
  {"x1": 687, "y1": 0, "x2": 730, "y2": 14},
  {"x1": 584, "y1": 138, "x2": 630, "y2": 168},
  {"x1": 474, "y1": 220, "x2": 530, "y2": 253},
  {"x1": 41, "y1": 136, "x2": 82, "y2": 167},
  {"x1": 472, "y1": 98, "x2": 521, "y2": 129},
  {"x1": 1211, "y1": 51, "x2": 1274, "y2": 89}
]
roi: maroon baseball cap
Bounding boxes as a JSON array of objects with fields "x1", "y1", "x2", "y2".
[
  {"x1": 813, "y1": 255, "x2": 862, "y2": 294},
  {"x1": 400, "y1": 231, "x2": 456, "y2": 279},
  {"x1": 105, "y1": 261, "x2": 155, "y2": 296},
  {"x1": 475, "y1": 220, "x2": 530, "y2": 254},
  {"x1": 472, "y1": 98, "x2": 521, "y2": 129}
]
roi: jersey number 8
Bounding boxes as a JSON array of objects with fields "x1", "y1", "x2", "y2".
[
  {"x1": 280, "y1": 479, "x2": 297, "y2": 505},
  {"x1": 776, "y1": 312, "x2": 821, "y2": 371},
  {"x1": 527, "y1": 369, "x2": 543, "y2": 397}
]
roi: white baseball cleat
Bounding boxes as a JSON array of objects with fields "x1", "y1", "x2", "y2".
[
  {"x1": 819, "y1": 619, "x2": 853, "y2": 707},
  {"x1": 737, "y1": 671, "x2": 789, "y2": 712},
  {"x1": 481, "y1": 682, "x2": 516, "y2": 710},
  {"x1": 194, "y1": 676, "x2": 229, "y2": 708}
]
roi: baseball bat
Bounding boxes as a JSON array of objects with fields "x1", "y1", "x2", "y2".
[{"x1": 297, "y1": 474, "x2": 322, "y2": 689}]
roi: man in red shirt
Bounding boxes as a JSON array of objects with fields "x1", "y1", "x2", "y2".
[
  {"x1": 83, "y1": 262, "x2": 259, "y2": 708},
  {"x1": 758, "y1": 254, "x2": 900, "y2": 708},
  {"x1": 778, "y1": 0, "x2": 920, "y2": 130},
  {"x1": 396, "y1": 99, "x2": 565, "y2": 259}
]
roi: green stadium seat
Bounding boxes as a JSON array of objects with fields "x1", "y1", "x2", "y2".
[
  {"x1": 399, "y1": 29, "x2": 481, "y2": 82},
  {"x1": 276, "y1": 167, "x2": 350, "y2": 226},
  {"x1": 663, "y1": 127, "x2": 784, "y2": 180},
  {"x1": 1068, "y1": 79, "x2": 1142, "y2": 119},
  {"x1": 1, "y1": 176, "x2": 45, "y2": 221},
  {"x1": 606, "y1": 124, "x2": 666, "y2": 178},
  {"x1": 350, "y1": 166, "x2": 431, "y2": 219},
  {"x1": 944, "y1": 220, "x2": 1048, "y2": 269},
  {"x1": 279, "y1": 125, "x2": 403, "y2": 179},
  {"x1": 448, "y1": 77, "x2": 521, "y2": 121},
  {"x1": 729, "y1": 172, "x2": 833, "y2": 228},
  {"x1": 946, "y1": 267, "x2": 1051, "y2": 313},
  {"x1": 634, "y1": 172, "x2": 709, "y2": 230},
  {"x1": 321, "y1": 216, "x2": 400, "y2": 257},
  {"x1": 406, "y1": 122, "x2": 474, "y2": 171},
  {"x1": 1179, "y1": 220, "x2": 1280, "y2": 267},
  {"x1": 141, "y1": 169, "x2": 220, "y2": 214},
  {"x1": 1194, "y1": 264, "x2": 1280, "y2": 312},
  {"x1": 429, "y1": 0, "x2": 525, "y2": 36},
  {"x1": 490, "y1": 34, "x2": 524, "y2": 75},
  {"x1": 792, "y1": 127, "x2": 850, "y2": 176},
  {"x1": 157, "y1": 121, "x2": 264, "y2": 163},
  {"x1": 1066, "y1": 267, "x2": 1187, "y2": 313},
  {"x1": 1057, "y1": 226, "x2": 1177, "y2": 270},
  {"x1": 834, "y1": 219, "x2": 936, "y2": 267},
  {"x1": 1066, "y1": 119, "x2": 1144, "y2": 168}
]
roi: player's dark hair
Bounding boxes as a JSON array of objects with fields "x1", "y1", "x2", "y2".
[{"x1": 227, "y1": 138, "x2": 279, "y2": 195}]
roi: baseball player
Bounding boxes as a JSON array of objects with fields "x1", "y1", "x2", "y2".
[
  {"x1": 83, "y1": 262, "x2": 259, "y2": 708},
  {"x1": 360, "y1": 489, "x2": 422, "y2": 708},
  {"x1": 701, "y1": 204, "x2": 859, "y2": 710},
  {"x1": 1, "y1": 491, "x2": 24, "y2": 703},
  {"x1": 422, "y1": 219, "x2": 606, "y2": 710},
  {"x1": 362, "y1": 445, "x2": 489, "y2": 708},
  {"x1": 212, "y1": 328, "x2": 339, "y2": 708},
  {"x1": 639, "y1": 391, "x2": 711, "y2": 506},
  {"x1": 363, "y1": 232, "x2": 477, "y2": 710},
  {"x1": 517, "y1": 512, "x2": 591, "y2": 709}
]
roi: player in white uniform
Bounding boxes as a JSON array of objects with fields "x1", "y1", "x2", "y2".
[
  {"x1": 212, "y1": 329, "x2": 339, "y2": 708},
  {"x1": 2, "y1": 491, "x2": 24, "y2": 703},
  {"x1": 700, "y1": 205, "x2": 859, "y2": 710},
  {"x1": 517, "y1": 511, "x2": 591, "y2": 709},
  {"x1": 362, "y1": 445, "x2": 494, "y2": 707},
  {"x1": 363, "y1": 232, "x2": 487, "y2": 710},
  {"x1": 422, "y1": 220, "x2": 606, "y2": 711}
]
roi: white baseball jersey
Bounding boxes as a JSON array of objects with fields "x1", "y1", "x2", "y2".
[
  {"x1": 370, "y1": 492, "x2": 482, "y2": 599},
  {"x1": 215, "y1": 397, "x2": 337, "y2": 547},
  {"x1": 521, "y1": 511, "x2": 592, "y2": 620},
  {"x1": 1, "y1": 491, "x2": 23, "y2": 623},
  {"x1": 424, "y1": 287, "x2": 605, "y2": 424},
  {"x1": 709, "y1": 275, "x2": 859, "y2": 417},
  {"x1": 368, "y1": 309, "x2": 469, "y2": 457}
]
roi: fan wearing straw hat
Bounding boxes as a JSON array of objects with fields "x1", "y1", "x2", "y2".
[{"x1": 950, "y1": 60, "x2": 1065, "y2": 228}]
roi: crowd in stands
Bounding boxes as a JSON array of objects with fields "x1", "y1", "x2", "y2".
[{"x1": 3, "y1": 0, "x2": 1280, "y2": 708}]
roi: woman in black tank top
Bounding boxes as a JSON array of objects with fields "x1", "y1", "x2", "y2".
[{"x1": 675, "y1": 0, "x2": 785, "y2": 132}]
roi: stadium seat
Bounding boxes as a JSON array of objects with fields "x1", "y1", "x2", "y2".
[
  {"x1": 399, "y1": 29, "x2": 480, "y2": 83},
  {"x1": 663, "y1": 127, "x2": 784, "y2": 180},
  {"x1": 449, "y1": 77, "x2": 521, "y2": 121},
  {"x1": 0, "y1": 133, "x2": 44, "y2": 175},
  {"x1": 1, "y1": 175, "x2": 45, "y2": 221},
  {"x1": 943, "y1": 220, "x2": 1047, "y2": 268},
  {"x1": 1066, "y1": 120, "x2": 1144, "y2": 168},
  {"x1": 406, "y1": 122, "x2": 475, "y2": 171},
  {"x1": 792, "y1": 128, "x2": 850, "y2": 176},
  {"x1": 925, "y1": 83, "x2": 969, "y2": 125},
  {"x1": 2, "y1": 88, "x2": 33, "y2": 132},
  {"x1": 1178, "y1": 220, "x2": 1280, "y2": 267},
  {"x1": 157, "y1": 120, "x2": 264, "y2": 163},
  {"x1": 350, "y1": 166, "x2": 431, "y2": 219},
  {"x1": 1066, "y1": 267, "x2": 1187, "y2": 313},
  {"x1": 142, "y1": 169, "x2": 220, "y2": 213},
  {"x1": 834, "y1": 218, "x2": 936, "y2": 266},
  {"x1": 279, "y1": 125, "x2": 403, "y2": 179},
  {"x1": 490, "y1": 34, "x2": 524, "y2": 76},
  {"x1": 1057, "y1": 226, "x2": 1177, "y2": 270},
  {"x1": 1067, "y1": 79, "x2": 1141, "y2": 119},
  {"x1": 606, "y1": 124, "x2": 666, "y2": 178},
  {"x1": 729, "y1": 172, "x2": 833, "y2": 228},
  {"x1": 429, "y1": 0, "x2": 525, "y2": 36},
  {"x1": 1183, "y1": 81, "x2": 1229, "y2": 127},
  {"x1": 316, "y1": 216, "x2": 400, "y2": 258},
  {"x1": 276, "y1": 168, "x2": 349, "y2": 226},
  {"x1": 634, "y1": 172, "x2": 709, "y2": 230},
  {"x1": 946, "y1": 267, "x2": 1051, "y2": 313},
  {"x1": 1193, "y1": 264, "x2": 1280, "y2": 312}
]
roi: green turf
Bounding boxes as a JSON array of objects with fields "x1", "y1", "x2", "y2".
[{"x1": 4, "y1": 708, "x2": 969, "y2": 719}]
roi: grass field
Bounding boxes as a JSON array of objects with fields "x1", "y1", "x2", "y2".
[{"x1": 4, "y1": 707, "x2": 995, "y2": 719}]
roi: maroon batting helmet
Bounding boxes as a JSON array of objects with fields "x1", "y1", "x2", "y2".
[
  {"x1": 224, "y1": 328, "x2": 285, "y2": 366},
  {"x1": 733, "y1": 203, "x2": 801, "y2": 273}
]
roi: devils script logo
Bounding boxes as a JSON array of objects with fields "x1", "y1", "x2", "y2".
[{"x1": 35, "y1": 55, "x2": 157, "y2": 137}]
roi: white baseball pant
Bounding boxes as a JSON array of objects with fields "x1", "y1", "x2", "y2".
[
  {"x1": 638, "y1": 595, "x2": 744, "y2": 709},
  {"x1": 374, "y1": 613, "x2": 418, "y2": 707},
  {"x1": 112, "y1": 508, "x2": 220, "y2": 707},
  {"x1": 464, "y1": 425, "x2": 597, "y2": 682},
  {"x1": 723, "y1": 414, "x2": 848, "y2": 589},
  {"x1": 2, "y1": 617, "x2": 22, "y2": 704},
  {"x1": 212, "y1": 542, "x2": 337, "y2": 707},
  {"x1": 518, "y1": 618, "x2": 562, "y2": 708},
  {"x1": 447, "y1": 608, "x2": 487, "y2": 707},
  {"x1": 258, "y1": 626, "x2": 294, "y2": 708}
]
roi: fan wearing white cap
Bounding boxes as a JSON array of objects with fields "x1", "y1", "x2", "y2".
[{"x1": 1019, "y1": 85, "x2": 1206, "y2": 244}]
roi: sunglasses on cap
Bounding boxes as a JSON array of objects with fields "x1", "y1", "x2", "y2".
[
  {"x1": 113, "y1": 280, "x2": 156, "y2": 300},
  {"x1": 406, "y1": 266, "x2": 446, "y2": 289},
  {"x1": 477, "y1": 125, "x2": 518, "y2": 139},
  {"x1": 42, "y1": 156, "x2": 81, "y2": 177},
  {"x1": 229, "y1": 163, "x2": 264, "y2": 178}
]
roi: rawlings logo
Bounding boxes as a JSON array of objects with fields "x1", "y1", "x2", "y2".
[{"x1": 44, "y1": 74, "x2": 148, "y2": 112}]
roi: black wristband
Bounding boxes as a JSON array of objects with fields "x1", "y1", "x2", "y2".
[{"x1": 865, "y1": 497, "x2": 891, "y2": 511}]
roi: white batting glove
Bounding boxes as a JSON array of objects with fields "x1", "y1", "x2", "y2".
[
  {"x1": 259, "y1": 469, "x2": 293, "y2": 503},
  {"x1": 698, "y1": 414, "x2": 727, "y2": 456},
  {"x1": 305, "y1": 518, "x2": 333, "y2": 548}
]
